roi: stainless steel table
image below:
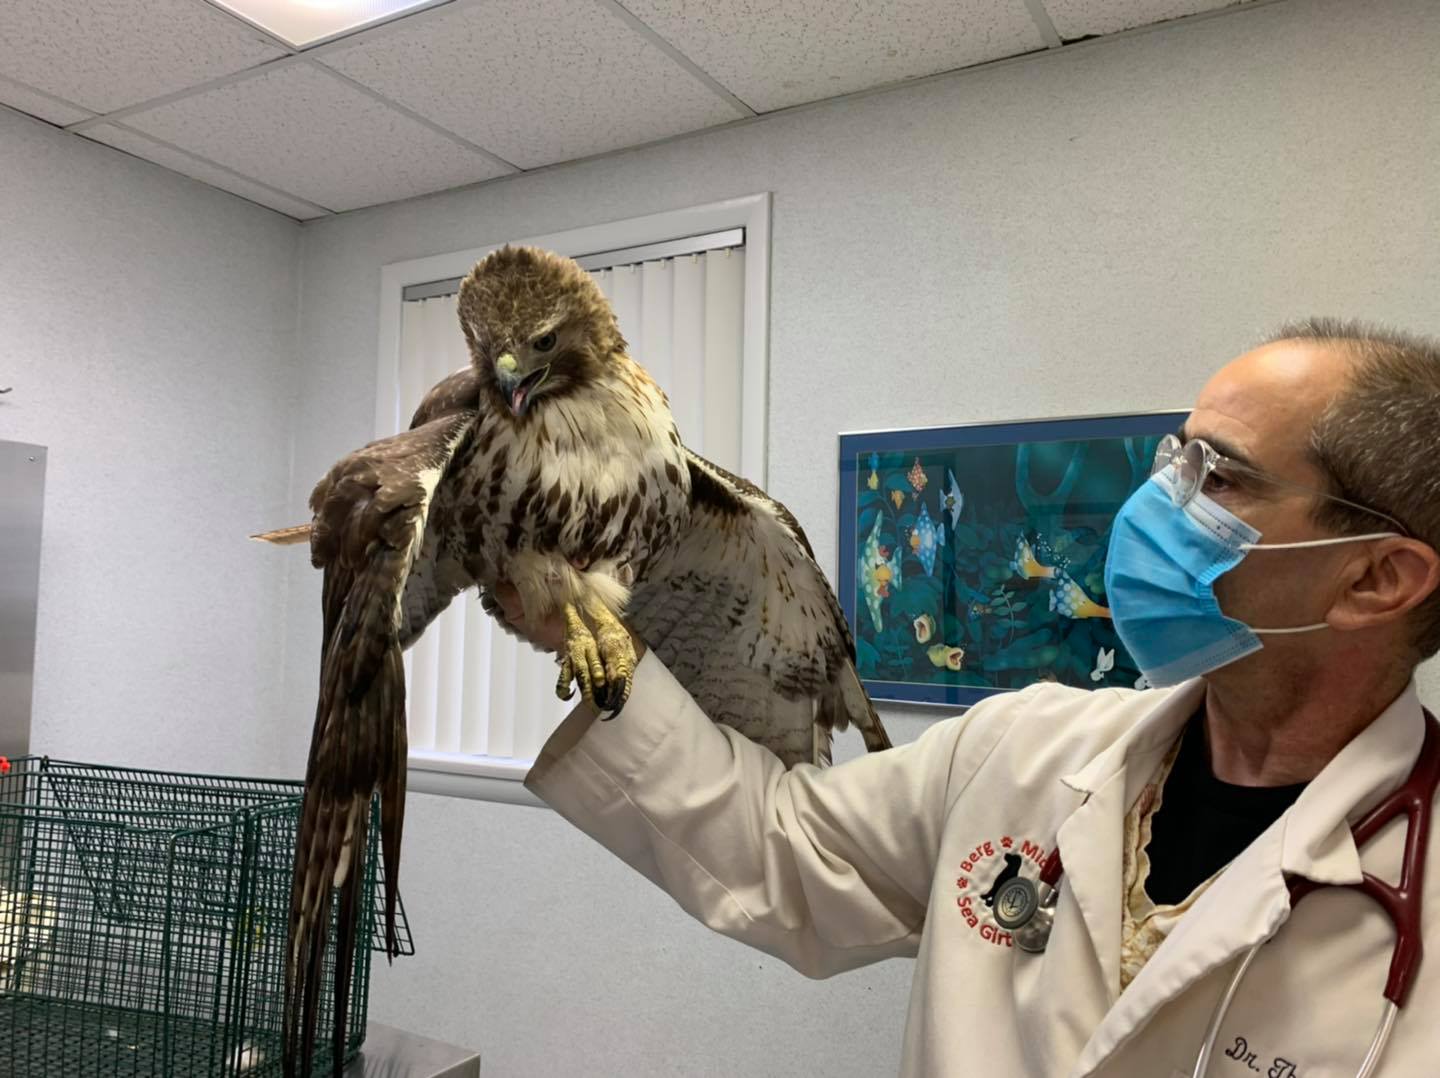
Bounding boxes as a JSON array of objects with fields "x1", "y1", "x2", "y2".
[{"x1": 343, "y1": 1022, "x2": 481, "y2": 1077}]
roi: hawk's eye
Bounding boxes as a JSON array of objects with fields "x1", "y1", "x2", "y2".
[{"x1": 533, "y1": 331, "x2": 557, "y2": 353}]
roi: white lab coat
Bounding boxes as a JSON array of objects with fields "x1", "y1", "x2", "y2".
[{"x1": 525, "y1": 652, "x2": 1440, "y2": 1077}]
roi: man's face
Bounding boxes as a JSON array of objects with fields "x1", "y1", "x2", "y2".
[{"x1": 1182, "y1": 339, "x2": 1357, "y2": 637}]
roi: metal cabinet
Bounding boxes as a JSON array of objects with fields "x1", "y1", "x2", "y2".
[{"x1": 1, "y1": 440, "x2": 46, "y2": 757}]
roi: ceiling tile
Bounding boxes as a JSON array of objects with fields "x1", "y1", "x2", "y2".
[
  {"x1": 1042, "y1": 0, "x2": 1251, "y2": 40},
  {"x1": 123, "y1": 63, "x2": 512, "y2": 212},
  {"x1": 84, "y1": 123, "x2": 331, "y2": 220},
  {"x1": 0, "y1": 74, "x2": 93, "y2": 126},
  {"x1": 615, "y1": 0, "x2": 1046, "y2": 113},
  {"x1": 0, "y1": 0, "x2": 288, "y2": 113},
  {"x1": 318, "y1": 0, "x2": 743, "y2": 169}
]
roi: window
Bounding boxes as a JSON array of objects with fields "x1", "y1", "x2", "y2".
[{"x1": 373, "y1": 196, "x2": 770, "y2": 804}]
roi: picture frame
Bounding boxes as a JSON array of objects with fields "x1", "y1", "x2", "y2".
[{"x1": 837, "y1": 411, "x2": 1189, "y2": 709}]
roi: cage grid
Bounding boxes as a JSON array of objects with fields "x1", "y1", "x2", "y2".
[{"x1": 0, "y1": 757, "x2": 411, "y2": 1077}]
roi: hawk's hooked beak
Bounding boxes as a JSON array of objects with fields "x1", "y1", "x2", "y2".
[{"x1": 495, "y1": 353, "x2": 550, "y2": 416}]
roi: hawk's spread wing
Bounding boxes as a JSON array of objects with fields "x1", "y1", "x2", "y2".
[
  {"x1": 284, "y1": 368, "x2": 479, "y2": 1078},
  {"x1": 626, "y1": 449, "x2": 891, "y2": 767}
]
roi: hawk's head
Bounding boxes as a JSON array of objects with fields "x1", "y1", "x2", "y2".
[{"x1": 456, "y1": 245, "x2": 627, "y2": 419}]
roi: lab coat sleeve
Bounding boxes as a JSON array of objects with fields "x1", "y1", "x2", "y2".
[{"x1": 524, "y1": 650, "x2": 1007, "y2": 979}]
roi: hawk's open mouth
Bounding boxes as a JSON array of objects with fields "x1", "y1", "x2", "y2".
[{"x1": 509, "y1": 366, "x2": 550, "y2": 415}]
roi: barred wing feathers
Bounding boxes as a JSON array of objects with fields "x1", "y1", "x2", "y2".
[
  {"x1": 625, "y1": 449, "x2": 891, "y2": 767},
  {"x1": 284, "y1": 368, "x2": 480, "y2": 1078}
]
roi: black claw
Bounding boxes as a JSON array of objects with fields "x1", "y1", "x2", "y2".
[{"x1": 594, "y1": 676, "x2": 631, "y2": 718}]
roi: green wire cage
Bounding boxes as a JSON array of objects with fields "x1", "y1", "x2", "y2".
[{"x1": 0, "y1": 756, "x2": 412, "y2": 1077}]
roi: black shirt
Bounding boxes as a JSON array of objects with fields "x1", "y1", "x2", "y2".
[{"x1": 1144, "y1": 714, "x2": 1308, "y2": 907}]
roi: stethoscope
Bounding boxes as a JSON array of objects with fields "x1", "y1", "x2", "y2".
[{"x1": 991, "y1": 712, "x2": 1440, "y2": 1078}]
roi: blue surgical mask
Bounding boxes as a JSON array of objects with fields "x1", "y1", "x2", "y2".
[{"x1": 1104, "y1": 470, "x2": 1398, "y2": 687}]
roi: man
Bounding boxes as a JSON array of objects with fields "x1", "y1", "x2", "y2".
[{"x1": 501, "y1": 319, "x2": 1440, "y2": 1076}]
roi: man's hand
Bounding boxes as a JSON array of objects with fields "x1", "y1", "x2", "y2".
[{"x1": 490, "y1": 583, "x2": 567, "y2": 652}]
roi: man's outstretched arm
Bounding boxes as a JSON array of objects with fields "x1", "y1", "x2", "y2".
[{"x1": 525, "y1": 648, "x2": 1005, "y2": 978}]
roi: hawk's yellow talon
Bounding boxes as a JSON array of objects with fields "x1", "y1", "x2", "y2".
[
  {"x1": 557, "y1": 599, "x2": 636, "y2": 716},
  {"x1": 584, "y1": 598, "x2": 636, "y2": 716}
]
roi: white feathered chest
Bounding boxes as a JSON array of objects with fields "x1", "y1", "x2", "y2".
[{"x1": 421, "y1": 358, "x2": 691, "y2": 617}]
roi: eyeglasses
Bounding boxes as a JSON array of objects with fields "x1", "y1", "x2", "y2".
[{"x1": 1151, "y1": 433, "x2": 1410, "y2": 536}]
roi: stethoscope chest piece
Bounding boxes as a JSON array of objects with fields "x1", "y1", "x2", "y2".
[
  {"x1": 992, "y1": 876, "x2": 1040, "y2": 930},
  {"x1": 993, "y1": 849, "x2": 1064, "y2": 954},
  {"x1": 993, "y1": 876, "x2": 1058, "y2": 953}
]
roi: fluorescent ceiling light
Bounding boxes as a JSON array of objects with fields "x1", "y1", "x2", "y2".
[{"x1": 209, "y1": 0, "x2": 448, "y2": 49}]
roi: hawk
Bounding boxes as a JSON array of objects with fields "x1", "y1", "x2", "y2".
[{"x1": 256, "y1": 245, "x2": 891, "y2": 1076}]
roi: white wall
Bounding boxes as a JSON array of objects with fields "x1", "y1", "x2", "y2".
[
  {"x1": 0, "y1": 105, "x2": 301, "y2": 775},
  {"x1": 279, "y1": 0, "x2": 1440, "y2": 1073}
]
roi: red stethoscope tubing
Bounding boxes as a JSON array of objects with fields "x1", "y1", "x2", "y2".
[{"x1": 1288, "y1": 713, "x2": 1438, "y2": 1007}]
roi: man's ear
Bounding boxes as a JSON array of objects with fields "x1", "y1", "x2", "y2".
[{"x1": 1330, "y1": 537, "x2": 1440, "y2": 632}]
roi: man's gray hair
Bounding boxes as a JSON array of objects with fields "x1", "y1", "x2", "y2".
[{"x1": 1268, "y1": 317, "x2": 1440, "y2": 658}]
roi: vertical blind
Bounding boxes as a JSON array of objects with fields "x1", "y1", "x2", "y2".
[{"x1": 398, "y1": 247, "x2": 746, "y2": 770}]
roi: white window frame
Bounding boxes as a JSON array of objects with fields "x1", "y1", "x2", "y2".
[{"x1": 374, "y1": 194, "x2": 772, "y2": 806}]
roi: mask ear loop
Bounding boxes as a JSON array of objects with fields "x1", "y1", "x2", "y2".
[
  {"x1": 1241, "y1": 533, "x2": 1401, "y2": 551},
  {"x1": 1236, "y1": 531, "x2": 1404, "y2": 634}
]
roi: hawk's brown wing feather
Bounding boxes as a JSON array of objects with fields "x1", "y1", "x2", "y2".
[
  {"x1": 625, "y1": 448, "x2": 891, "y2": 767},
  {"x1": 284, "y1": 369, "x2": 479, "y2": 1078}
]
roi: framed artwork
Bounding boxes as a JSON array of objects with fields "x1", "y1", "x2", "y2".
[{"x1": 838, "y1": 411, "x2": 1188, "y2": 708}]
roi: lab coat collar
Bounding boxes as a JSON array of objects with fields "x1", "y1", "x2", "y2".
[
  {"x1": 1073, "y1": 806, "x2": 1294, "y2": 1075},
  {"x1": 1068, "y1": 679, "x2": 1426, "y2": 1075},
  {"x1": 1058, "y1": 679, "x2": 1427, "y2": 883},
  {"x1": 1278, "y1": 679, "x2": 1425, "y2": 885},
  {"x1": 1060, "y1": 681, "x2": 1206, "y2": 804},
  {"x1": 1051, "y1": 682, "x2": 1205, "y2": 1014}
]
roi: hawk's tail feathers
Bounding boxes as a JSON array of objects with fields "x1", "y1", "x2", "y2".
[
  {"x1": 252, "y1": 523, "x2": 313, "y2": 545},
  {"x1": 812, "y1": 722, "x2": 834, "y2": 768},
  {"x1": 809, "y1": 661, "x2": 890, "y2": 766},
  {"x1": 834, "y1": 662, "x2": 892, "y2": 754}
]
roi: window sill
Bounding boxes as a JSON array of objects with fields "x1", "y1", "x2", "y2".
[{"x1": 406, "y1": 750, "x2": 546, "y2": 808}]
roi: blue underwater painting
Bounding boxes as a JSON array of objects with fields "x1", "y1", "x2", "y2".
[{"x1": 838, "y1": 412, "x2": 1188, "y2": 708}]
